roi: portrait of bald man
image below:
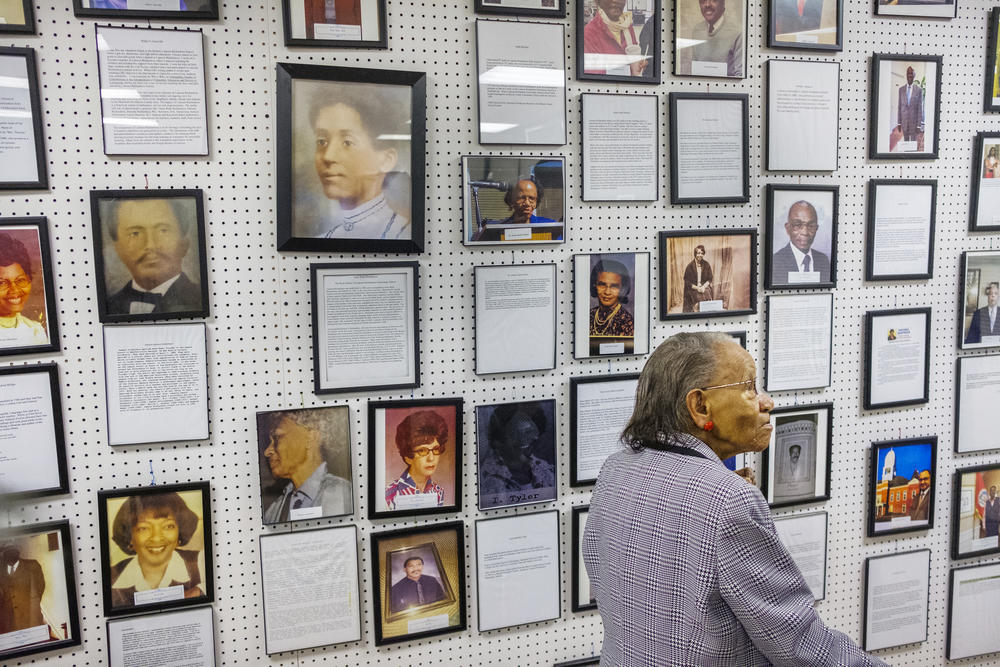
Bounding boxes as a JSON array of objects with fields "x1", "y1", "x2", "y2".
[{"x1": 768, "y1": 190, "x2": 835, "y2": 288}]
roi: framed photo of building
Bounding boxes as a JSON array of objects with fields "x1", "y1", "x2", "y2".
[
  {"x1": 573, "y1": 252, "x2": 651, "y2": 359},
  {"x1": 868, "y1": 54, "x2": 942, "y2": 160},
  {"x1": 960, "y1": 251, "x2": 1000, "y2": 349},
  {"x1": 773, "y1": 512, "x2": 827, "y2": 601},
  {"x1": 764, "y1": 293, "x2": 833, "y2": 392},
  {"x1": 673, "y1": 0, "x2": 747, "y2": 78},
  {"x1": 276, "y1": 63, "x2": 426, "y2": 253},
  {"x1": 0, "y1": 218, "x2": 59, "y2": 356},
  {"x1": 867, "y1": 437, "x2": 936, "y2": 537},
  {"x1": 766, "y1": 60, "x2": 840, "y2": 171},
  {"x1": 761, "y1": 403, "x2": 832, "y2": 509},
  {"x1": 764, "y1": 185, "x2": 838, "y2": 289},
  {"x1": 658, "y1": 229, "x2": 757, "y2": 320},
  {"x1": 569, "y1": 373, "x2": 638, "y2": 486},
  {"x1": 864, "y1": 307, "x2": 930, "y2": 409},
  {"x1": 956, "y1": 355, "x2": 1000, "y2": 453},
  {"x1": 865, "y1": 180, "x2": 936, "y2": 281},
  {"x1": 582, "y1": 93, "x2": 658, "y2": 202},
  {"x1": 0, "y1": 364, "x2": 67, "y2": 499},
  {"x1": 476, "y1": 399, "x2": 557, "y2": 510},
  {"x1": 952, "y1": 464, "x2": 1000, "y2": 560},
  {"x1": 571, "y1": 505, "x2": 596, "y2": 611},
  {"x1": 970, "y1": 132, "x2": 1000, "y2": 230},
  {"x1": 0, "y1": 521, "x2": 80, "y2": 661},
  {"x1": 368, "y1": 398, "x2": 463, "y2": 520},
  {"x1": 475, "y1": 0, "x2": 567, "y2": 17},
  {"x1": 281, "y1": 0, "x2": 387, "y2": 48},
  {"x1": 986, "y1": 8, "x2": 1000, "y2": 113},
  {"x1": 948, "y1": 561, "x2": 1000, "y2": 659},
  {"x1": 862, "y1": 549, "x2": 930, "y2": 652},
  {"x1": 74, "y1": 0, "x2": 219, "y2": 19},
  {"x1": 0, "y1": 0, "x2": 34, "y2": 34},
  {"x1": 0, "y1": 47, "x2": 46, "y2": 190},
  {"x1": 97, "y1": 481, "x2": 214, "y2": 617},
  {"x1": 668, "y1": 93, "x2": 749, "y2": 204},
  {"x1": 875, "y1": 0, "x2": 956, "y2": 19},
  {"x1": 768, "y1": 0, "x2": 842, "y2": 51},
  {"x1": 371, "y1": 521, "x2": 466, "y2": 646},
  {"x1": 577, "y1": 0, "x2": 660, "y2": 83}
]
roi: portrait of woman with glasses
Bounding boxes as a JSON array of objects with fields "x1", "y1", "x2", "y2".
[{"x1": 0, "y1": 228, "x2": 50, "y2": 350}]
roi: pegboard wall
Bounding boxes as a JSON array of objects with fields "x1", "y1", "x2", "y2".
[{"x1": 3, "y1": 1, "x2": 1000, "y2": 665}]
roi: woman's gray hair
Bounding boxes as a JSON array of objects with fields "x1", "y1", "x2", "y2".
[{"x1": 621, "y1": 332, "x2": 736, "y2": 451}]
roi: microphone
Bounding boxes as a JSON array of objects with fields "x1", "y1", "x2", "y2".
[{"x1": 468, "y1": 180, "x2": 508, "y2": 191}]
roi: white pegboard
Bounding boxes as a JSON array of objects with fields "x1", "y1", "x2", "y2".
[{"x1": 2, "y1": 1, "x2": 1000, "y2": 665}]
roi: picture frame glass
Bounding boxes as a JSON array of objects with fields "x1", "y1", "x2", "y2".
[
  {"x1": 674, "y1": 0, "x2": 746, "y2": 78},
  {"x1": 863, "y1": 550, "x2": 930, "y2": 651},
  {"x1": 574, "y1": 253, "x2": 650, "y2": 358},
  {"x1": 870, "y1": 439, "x2": 935, "y2": 535},
  {"x1": 571, "y1": 506, "x2": 596, "y2": 610},
  {"x1": 770, "y1": 0, "x2": 840, "y2": 48},
  {"x1": 765, "y1": 294, "x2": 833, "y2": 392},
  {"x1": 581, "y1": 94, "x2": 658, "y2": 201},
  {"x1": 474, "y1": 263, "x2": 556, "y2": 374},
  {"x1": 660, "y1": 231, "x2": 755, "y2": 318},
  {"x1": 570, "y1": 374, "x2": 638, "y2": 485},
  {"x1": 875, "y1": 0, "x2": 956, "y2": 18},
  {"x1": 766, "y1": 60, "x2": 839, "y2": 171},
  {"x1": 579, "y1": 0, "x2": 659, "y2": 82},
  {"x1": 670, "y1": 95, "x2": 748, "y2": 203},
  {"x1": 773, "y1": 512, "x2": 827, "y2": 601},
  {"x1": 867, "y1": 181, "x2": 934, "y2": 279},
  {"x1": 76, "y1": 0, "x2": 218, "y2": 15},
  {"x1": 866, "y1": 309, "x2": 929, "y2": 407},
  {"x1": 763, "y1": 404, "x2": 830, "y2": 506},
  {"x1": 962, "y1": 251, "x2": 1000, "y2": 349},
  {"x1": 476, "y1": 400, "x2": 557, "y2": 510},
  {"x1": 872, "y1": 56, "x2": 939, "y2": 157},
  {"x1": 766, "y1": 187, "x2": 836, "y2": 288}
]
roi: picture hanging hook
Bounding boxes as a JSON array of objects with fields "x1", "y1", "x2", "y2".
[{"x1": 148, "y1": 460, "x2": 157, "y2": 486}]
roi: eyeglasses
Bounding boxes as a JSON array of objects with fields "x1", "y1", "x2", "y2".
[
  {"x1": 0, "y1": 276, "x2": 30, "y2": 294},
  {"x1": 699, "y1": 378, "x2": 757, "y2": 396},
  {"x1": 788, "y1": 221, "x2": 819, "y2": 232},
  {"x1": 412, "y1": 445, "x2": 443, "y2": 458}
]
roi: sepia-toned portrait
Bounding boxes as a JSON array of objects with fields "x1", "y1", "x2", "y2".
[
  {"x1": 659, "y1": 230, "x2": 757, "y2": 320},
  {"x1": 0, "y1": 219, "x2": 58, "y2": 356}
]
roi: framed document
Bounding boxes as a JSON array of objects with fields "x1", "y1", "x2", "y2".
[
  {"x1": 276, "y1": 63, "x2": 426, "y2": 253},
  {"x1": 986, "y1": 9, "x2": 1000, "y2": 113},
  {"x1": 970, "y1": 132, "x2": 1000, "y2": 230},
  {"x1": 773, "y1": 512, "x2": 827, "y2": 601},
  {"x1": 474, "y1": 263, "x2": 556, "y2": 375},
  {"x1": 864, "y1": 307, "x2": 930, "y2": 409},
  {"x1": 582, "y1": 93, "x2": 658, "y2": 202},
  {"x1": 875, "y1": 0, "x2": 956, "y2": 19},
  {"x1": 571, "y1": 505, "x2": 596, "y2": 611},
  {"x1": 259, "y1": 526, "x2": 361, "y2": 654},
  {"x1": 311, "y1": 262, "x2": 419, "y2": 393},
  {"x1": 867, "y1": 437, "x2": 936, "y2": 537},
  {"x1": 765, "y1": 60, "x2": 839, "y2": 171},
  {"x1": 768, "y1": 0, "x2": 842, "y2": 51},
  {"x1": 281, "y1": 0, "x2": 387, "y2": 48},
  {"x1": 764, "y1": 184, "x2": 838, "y2": 289},
  {"x1": 658, "y1": 230, "x2": 757, "y2": 320},
  {"x1": 673, "y1": 0, "x2": 747, "y2": 78},
  {"x1": 764, "y1": 293, "x2": 833, "y2": 392},
  {"x1": 90, "y1": 190, "x2": 210, "y2": 323},
  {"x1": 368, "y1": 398, "x2": 463, "y2": 520},
  {"x1": 865, "y1": 180, "x2": 936, "y2": 281},
  {"x1": 0, "y1": 521, "x2": 80, "y2": 661},
  {"x1": 476, "y1": 510, "x2": 560, "y2": 631},
  {"x1": 668, "y1": 93, "x2": 749, "y2": 204},
  {"x1": 476, "y1": 20, "x2": 566, "y2": 145},
  {"x1": 98, "y1": 481, "x2": 214, "y2": 616},
  {"x1": 573, "y1": 252, "x2": 650, "y2": 358},
  {"x1": 569, "y1": 373, "x2": 637, "y2": 486},
  {"x1": 961, "y1": 250, "x2": 1000, "y2": 349},
  {"x1": 868, "y1": 53, "x2": 942, "y2": 160},
  {"x1": 0, "y1": 0, "x2": 34, "y2": 34},
  {"x1": 476, "y1": 399, "x2": 557, "y2": 510},
  {"x1": 462, "y1": 156, "x2": 566, "y2": 245},
  {"x1": 0, "y1": 47, "x2": 46, "y2": 190},
  {"x1": 371, "y1": 521, "x2": 466, "y2": 646},
  {"x1": 956, "y1": 355, "x2": 1000, "y2": 453},
  {"x1": 952, "y1": 464, "x2": 1000, "y2": 560},
  {"x1": 862, "y1": 549, "x2": 930, "y2": 651},
  {"x1": 761, "y1": 402, "x2": 832, "y2": 508},
  {"x1": 75, "y1": 0, "x2": 219, "y2": 19},
  {"x1": 0, "y1": 364, "x2": 67, "y2": 499},
  {"x1": 475, "y1": 0, "x2": 566, "y2": 17},
  {"x1": 108, "y1": 607, "x2": 215, "y2": 666},
  {"x1": 577, "y1": 0, "x2": 660, "y2": 83},
  {"x1": 96, "y1": 26, "x2": 208, "y2": 156},
  {"x1": 948, "y1": 561, "x2": 1000, "y2": 659},
  {"x1": 256, "y1": 405, "x2": 353, "y2": 524},
  {"x1": 0, "y1": 218, "x2": 59, "y2": 356}
]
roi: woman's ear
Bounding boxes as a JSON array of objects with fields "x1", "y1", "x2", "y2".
[{"x1": 685, "y1": 388, "x2": 711, "y2": 430}]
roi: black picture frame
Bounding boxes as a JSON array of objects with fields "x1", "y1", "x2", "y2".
[
  {"x1": 108, "y1": 606, "x2": 215, "y2": 666},
  {"x1": 764, "y1": 184, "x2": 838, "y2": 290},
  {"x1": 970, "y1": 132, "x2": 1000, "y2": 231},
  {"x1": 476, "y1": 399, "x2": 558, "y2": 511},
  {"x1": 955, "y1": 355, "x2": 1000, "y2": 454},
  {"x1": 555, "y1": 659, "x2": 601, "y2": 667},
  {"x1": 0, "y1": 0, "x2": 34, "y2": 33},
  {"x1": 960, "y1": 250, "x2": 1000, "y2": 350},
  {"x1": 0, "y1": 521, "x2": 80, "y2": 661},
  {"x1": 986, "y1": 8, "x2": 1000, "y2": 113},
  {"x1": 727, "y1": 330, "x2": 748, "y2": 348},
  {"x1": 767, "y1": 0, "x2": 843, "y2": 51},
  {"x1": 765, "y1": 61, "x2": 841, "y2": 173},
  {"x1": 874, "y1": 0, "x2": 957, "y2": 19},
  {"x1": 862, "y1": 549, "x2": 931, "y2": 652},
  {"x1": 866, "y1": 437, "x2": 937, "y2": 537},
  {"x1": 73, "y1": 0, "x2": 219, "y2": 19},
  {"x1": 947, "y1": 561, "x2": 1000, "y2": 660},
  {"x1": 951, "y1": 463, "x2": 1000, "y2": 560},
  {"x1": 97, "y1": 481, "x2": 214, "y2": 617},
  {"x1": 581, "y1": 93, "x2": 659, "y2": 202},
  {"x1": 764, "y1": 293, "x2": 834, "y2": 393},
  {"x1": 275, "y1": 62, "x2": 426, "y2": 253},
  {"x1": 760, "y1": 402, "x2": 833, "y2": 509},
  {"x1": 90, "y1": 189, "x2": 210, "y2": 324},
  {"x1": 0, "y1": 47, "x2": 46, "y2": 190},
  {"x1": 370, "y1": 520, "x2": 467, "y2": 646},
  {"x1": 573, "y1": 252, "x2": 651, "y2": 359},
  {"x1": 868, "y1": 53, "x2": 943, "y2": 160},
  {"x1": 281, "y1": 0, "x2": 388, "y2": 48},
  {"x1": 576, "y1": 0, "x2": 660, "y2": 84},
  {"x1": 569, "y1": 374, "x2": 638, "y2": 486},
  {"x1": 570, "y1": 504, "x2": 596, "y2": 612},
  {"x1": 673, "y1": 0, "x2": 748, "y2": 78},
  {"x1": 668, "y1": 93, "x2": 750, "y2": 205},
  {"x1": 475, "y1": 0, "x2": 567, "y2": 17},
  {"x1": 367, "y1": 397, "x2": 464, "y2": 520},
  {"x1": 0, "y1": 217, "x2": 60, "y2": 356},
  {"x1": 657, "y1": 229, "x2": 758, "y2": 320},
  {"x1": 863, "y1": 307, "x2": 931, "y2": 409},
  {"x1": 864, "y1": 179, "x2": 936, "y2": 281}
]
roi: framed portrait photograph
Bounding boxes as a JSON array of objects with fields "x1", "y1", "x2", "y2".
[
  {"x1": 868, "y1": 54, "x2": 942, "y2": 160},
  {"x1": 0, "y1": 521, "x2": 80, "y2": 661},
  {"x1": 864, "y1": 307, "x2": 930, "y2": 409},
  {"x1": 773, "y1": 512, "x2": 827, "y2": 601},
  {"x1": 766, "y1": 60, "x2": 840, "y2": 171},
  {"x1": 863, "y1": 549, "x2": 930, "y2": 652},
  {"x1": 476, "y1": 510, "x2": 560, "y2": 631},
  {"x1": 0, "y1": 218, "x2": 59, "y2": 356},
  {"x1": 371, "y1": 521, "x2": 466, "y2": 646},
  {"x1": 674, "y1": 0, "x2": 746, "y2": 78},
  {"x1": 0, "y1": 0, "x2": 34, "y2": 33},
  {"x1": 571, "y1": 505, "x2": 596, "y2": 611},
  {"x1": 476, "y1": 399, "x2": 557, "y2": 510},
  {"x1": 865, "y1": 180, "x2": 936, "y2": 281},
  {"x1": 768, "y1": 0, "x2": 842, "y2": 50},
  {"x1": 475, "y1": 0, "x2": 566, "y2": 17},
  {"x1": 98, "y1": 481, "x2": 214, "y2": 617},
  {"x1": 476, "y1": 20, "x2": 567, "y2": 145},
  {"x1": 108, "y1": 606, "x2": 215, "y2": 667},
  {"x1": 658, "y1": 229, "x2": 757, "y2": 320},
  {"x1": 970, "y1": 132, "x2": 1000, "y2": 230},
  {"x1": 986, "y1": 8, "x2": 1000, "y2": 113},
  {"x1": 573, "y1": 252, "x2": 650, "y2": 359},
  {"x1": 311, "y1": 262, "x2": 419, "y2": 394},
  {"x1": 462, "y1": 156, "x2": 565, "y2": 245},
  {"x1": 867, "y1": 437, "x2": 936, "y2": 537},
  {"x1": 765, "y1": 293, "x2": 833, "y2": 392},
  {"x1": 581, "y1": 93, "x2": 658, "y2": 202},
  {"x1": 256, "y1": 404, "x2": 353, "y2": 524},
  {"x1": 668, "y1": 93, "x2": 749, "y2": 204},
  {"x1": 961, "y1": 251, "x2": 1000, "y2": 349},
  {"x1": 764, "y1": 185, "x2": 838, "y2": 289},
  {"x1": 0, "y1": 364, "x2": 67, "y2": 499},
  {"x1": 281, "y1": 0, "x2": 387, "y2": 48},
  {"x1": 948, "y1": 561, "x2": 1000, "y2": 659},
  {"x1": 577, "y1": 0, "x2": 660, "y2": 83},
  {"x1": 275, "y1": 63, "x2": 426, "y2": 253},
  {"x1": 90, "y1": 190, "x2": 209, "y2": 323},
  {"x1": 875, "y1": 0, "x2": 956, "y2": 19},
  {"x1": 569, "y1": 373, "x2": 637, "y2": 486},
  {"x1": 368, "y1": 398, "x2": 463, "y2": 520},
  {"x1": 761, "y1": 402, "x2": 832, "y2": 508},
  {"x1": 956, "y1": 355, "x2": 1000, "y2": 453},
  {"x1": 74, "y1": 0, "x2": 219, "y2": 18},
  {"x1": 0, "y1": 47, "x2": 46, "y2": 190},
  {"x1": 952, "y1": 464, "x2": 1000, "y2": 560}
]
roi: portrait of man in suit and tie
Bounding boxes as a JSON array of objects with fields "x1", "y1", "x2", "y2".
[
  {"x1": 896, "y1": 66, "x2": 924, "y2": 147},
  {"x1": 871, "y1": 56, "x2": 940, "y2": 159},
  {"x1": 767, "y1": 188, "x2": 836, "y2": 289},
  {"x1": 964, "y1": 282, "x2": 1000, "y2": 346},
  {"x1": 771, "y1": 0, "x2": 839, "y2": 47}
]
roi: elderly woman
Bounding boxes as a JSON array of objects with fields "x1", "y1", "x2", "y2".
[
  {"x1": 682, "y1": 244, "x2": 714, "y2": 312},
  {"x1": 385, "y1": 410, "x2": 447, "y2": 509},
  {"x1": 589, "y1": 258, "x2": 634, "y2": 337},
  {"x1": 0, "y1": 232, "x2": 47, "y2": 348},
  {"x1": 583, "y1": 333, "x2": 886, "y2": 666},
  {"x1": 109, "y1": 492, "x2": 206, "y2": 610}
]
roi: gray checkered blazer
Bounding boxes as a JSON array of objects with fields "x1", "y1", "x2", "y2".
[{"x1": 583, "y1": 434, "x2": 887, "y2": 667}]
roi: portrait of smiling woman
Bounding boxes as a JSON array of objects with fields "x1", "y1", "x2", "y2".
[{"x1": 0, "y1": 220, "x2": 57, "y2": 355}]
